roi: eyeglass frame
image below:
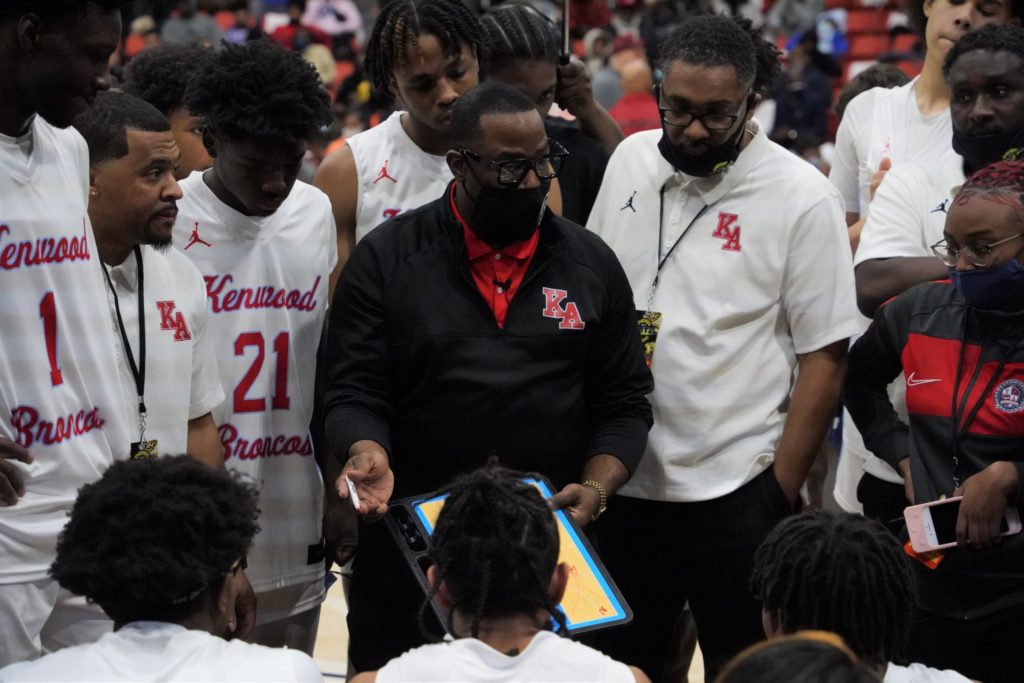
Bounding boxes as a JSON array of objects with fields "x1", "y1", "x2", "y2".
[
  {"x1": 459, "y1": 137, "x2": 570, "y2": 188},
  {"x1": 930, "y1": 232, "x2": 1024, "y2": 268},
  {"x1": 654, "y1": 84, "x2": 753, "y2": 132}
]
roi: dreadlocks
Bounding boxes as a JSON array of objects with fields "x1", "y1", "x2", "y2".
[
  {"x1": 955, "y1": 160, "x2": 1024, "y2": 211},
  {"x1": 364, "y1": 0, "x2": 483, "y2": 96},
  {"x1": 750, "y1": 511, "x2": 915, "y2": 671},
  {"x1": 423, "y1": 465, "x2": 567, "y2": 639},
  {"x1": 480, "y1": 3, "x2": 560, "y2": 76}
]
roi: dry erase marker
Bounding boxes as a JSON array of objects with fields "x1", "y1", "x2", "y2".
[{"x1": 346, "y1": 475, "x2": 362, "y2": 511}]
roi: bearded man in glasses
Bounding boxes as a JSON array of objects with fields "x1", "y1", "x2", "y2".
[
  {"x1": 584, "y1": 15, "x2": 859, "y2": 681},
  {"x1": 322, "y1": 81, "x2": 653, "y2": 671}
]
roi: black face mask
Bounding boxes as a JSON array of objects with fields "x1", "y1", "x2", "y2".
[
  {"x1": 657, "y1": 101, "x2": 750, "y2": 177},
  {"x1": 463, "y1": 171, "x2": 548, "y2": 248},
  {"x1": 952, "y1": 124, "x2": 1024, "y2": 173}
]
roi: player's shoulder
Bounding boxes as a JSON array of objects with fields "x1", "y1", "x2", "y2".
[
  {"x1": 285, "y1": 179, "x2": 332, "y2": 211},
  {"x1": 758, "y1": 137, "x2": 842, "y2": 205}
]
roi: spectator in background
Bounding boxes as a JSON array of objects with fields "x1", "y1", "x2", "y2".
[
  {"x1": 348, "y1": 467, "x2": 651, "y2": 683},
  {"x1": 752, "y1": 511, "x2": 973, "y2": 683},
  {"x1": 222, "y1": 0, "x2": 263, "y2": 43},
  {"x1": 609, "y1": 59, "x2": 660, "y2": 137},
  {"x1": 570, "y1": 0, "x2": 612, "y2": 37},
  {"x1": 606, "y1": 0, "x2": 642, "y2": 40},
  {"x1": 123, "y1": 43, "x2": 216, "y2": 180},
  {"x1": 584, "y1": 27, "x2": 613, "y2": 74},
  {"x1": 834, "y1": 63, "x2": 909, "y2": 123},
  {"x1": 124, "y1": 15, "x2": 161, "y2": 60},
  {"x1": 303, "y1": 0, "x2": 363, "y2": 41},
  {"x1": 770, "y1": 30, "x2": 833, "y2": 147},
  {"x1": 270, "y1": 0, "x2": 332, "y2": 52},
  {"x1": 0, "y1": 456, "x2": 322, "y2": 683},
  {"x1": 707, "y1": 0, "x2": 764, "y2": 27},
  {"x1": 764, "y1": 0, "x2": 823, "y2": 40},
  {"x1": 159, "y1": 0, "x2": 223, "y2": 46},
  {"x1": 480, "y1": 3, "x2": 620, "y2": 225}
]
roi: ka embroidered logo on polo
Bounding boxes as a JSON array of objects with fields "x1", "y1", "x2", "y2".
[
  {"x1": 156, "y1": 301, "x2": 192, "y2": 341},
  {"x1": 542, "y1": 287, "x2": 585, "y2": 330},
  {"x1": 712, "y1": 212, "x2": 742, "y2": 252}
]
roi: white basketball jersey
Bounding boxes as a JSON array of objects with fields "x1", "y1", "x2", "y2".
[
  {"x1": 346, "y1": 111, "x2": 452, "y2": 242},
  {"x1": 0, "y1": 118, "x2": 131, "y2": 583},
  {"x1": 173, "y1": 173, "x2": 337, "y2": 595}
]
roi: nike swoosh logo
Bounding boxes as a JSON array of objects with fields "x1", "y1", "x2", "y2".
[{"x1": 907, "y1": 373, "x2": 942, "y2": 387}]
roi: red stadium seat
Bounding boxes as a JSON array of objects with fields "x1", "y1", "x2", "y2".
[
  {"x1": 824, "y1": 0, "x2": 850, "y2": 9},
  {"x1": 891, "y1": 32, "x2": 920, "y2": 54},
  {"x1": 846, "y1": 9, "x2": 888, "y2": 34},
  {"x1": 848, "y1": 34, "x2": 890, "y2": 60}
]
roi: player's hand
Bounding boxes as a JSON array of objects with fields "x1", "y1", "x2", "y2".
[
  {"x1": 229, "y1": 568, "x2": 257, "y2": 640},
  {"x1": 869, "y1": 157, "x2": 892, "y2": 202},
  {"x1": 954, "y1": 462, "x2": 1019, "y2": 550},
  {"x1": 897, "y1": 457, "x2": 915, "y2": 504},
  {"x1": 556, "y1": 57, "x2": 597, "y2": 119},
  {"x1": 324, "y1": 493, "x2": 359, "y2": 570},
  {"x1": 336, "y1": 440, "x2": 393, "y2": 521},
  {"x1": 0, "y1": 437, "x2": 32, "y2": 506},
  {"x1": 549, "y1": 483, "x2": 601, "y2": 527}
]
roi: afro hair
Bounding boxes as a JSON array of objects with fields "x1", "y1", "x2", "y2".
[{"x1": 123, "y1": 43, "x2": 215, "y2": 117}]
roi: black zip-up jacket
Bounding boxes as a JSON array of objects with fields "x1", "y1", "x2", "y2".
[
  {"x1": 844, "y1": 280, "x2": 1024, "y2": 619},
  {"x1": 324, "y1": 186, "x2": 654, "y2": 499}
]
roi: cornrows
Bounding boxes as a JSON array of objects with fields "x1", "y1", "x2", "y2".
[
  {"x1": 420, "y1": 465, "x2": 568, "y2": 640},
  {"x1": 749, "y1": 511, "x2": 915, "y2": 671},
  {"x1": 956, "y1": 160, "x2": 1024, "y2": 210},
  {"x1": 480, "y1": 4, "x2": 561, "y2": 75},
  {"x1": 364, "y1": 0, "x2": 483, "y2": 96}
]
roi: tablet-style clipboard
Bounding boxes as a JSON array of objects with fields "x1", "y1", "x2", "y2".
[{"x1": 384, "y1": 476, "x2": 632, "y2": 636}]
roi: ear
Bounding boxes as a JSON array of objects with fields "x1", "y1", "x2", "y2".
[
  {"x1": 88, "y1": 166, "x2": 100, "y2": 198},
  {"x1": 746, "y1": 93, "x2": 762, "y2": 123},
  {"x1": 922, "y1": 0, "x2": 934, "y2": 19},
  {"x1": 548, "y1": 562, "x2": 570, "y2": 604},
  {"x1": 427, "y1": 564, "x2": 455, "y2": 611},
  {"x1": 202, "y1": 126, "x2": 218, "y2": 158},
  {"x1": 446, "y1": 149, "x2": 466, "y2": 182},
  {"x1": 16, "y1": 14, "x2": 43, "y2": 56}
]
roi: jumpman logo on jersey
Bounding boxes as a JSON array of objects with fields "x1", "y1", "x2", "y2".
[
  {"x1": 930, "y1": 198, "x2": 951, "y2": 214},
  {"x1": 620, "y1": 190, "x2": 637, "y2": 212},
  {"x1": 373, "y1": 159, "x2": 398, "y2": 184},
  {"x1": 184, "y1": 222, "x2": 212, "y2": 250}
]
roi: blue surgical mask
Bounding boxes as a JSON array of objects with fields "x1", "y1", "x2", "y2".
[{"x1": 948, "y1": 259, "x2": 1024, "y2": 311}]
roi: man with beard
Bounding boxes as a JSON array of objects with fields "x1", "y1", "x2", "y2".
[
  {"x1": 584, "y1": 15, "x2": 859, "y2": 681},
  {"x1": 324, "y1": 81, "x2": 653, "y2": 671},
  {"x1": 74, "y1": 91, "x2": 225, "y2": 467},
  {"x1": 843, "y1": 23, "x2": 1024, "y2": 536}
]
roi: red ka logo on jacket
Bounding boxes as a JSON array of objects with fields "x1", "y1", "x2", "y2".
[
  {"x1": 156, "y1": 301, "x2": 192, "y2": 341},
  {"x1": 712, "y1": 212, "x2": 742, "y2": 252},
  {"x1": 542, "y1": 287, "x2": 586, "y2": 330}
]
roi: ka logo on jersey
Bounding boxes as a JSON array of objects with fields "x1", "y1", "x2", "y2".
[
  {"x1": 712, "y1": 212, "x2": 742, "y2": 252},
  {"x1": 542, "y1": 287, "x2": 586, "y2": 330},
  {"x1": 156, "y1": 301, "x2": 192, "y2": 341}
]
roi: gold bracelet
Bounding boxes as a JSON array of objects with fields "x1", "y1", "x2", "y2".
[{"x1": 582, "y1": 479, "x2": 608, "y2": 521}]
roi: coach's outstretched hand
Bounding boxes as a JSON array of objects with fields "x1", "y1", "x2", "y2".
[
  {"x1": 0, "y1": 436, "x2": 32, "y2": 506},
  {"x1": 336, "y1": 440, "x2": 394, "y2": 521}
]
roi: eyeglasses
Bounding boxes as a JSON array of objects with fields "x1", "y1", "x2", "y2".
[
  {"x1": 460, "y1": 138, "x2": 569, "y2": 187},
  {"x1": 655, "y1": 85, "x2": 750, "y2": 131},
  {"x1": 931, "y1": 233, "x2": 1024, "y2": 268}
]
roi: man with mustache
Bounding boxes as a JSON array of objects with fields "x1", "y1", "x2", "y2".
[{"x1": 74, "y1": 91, "x2": 225, "y2": 467}]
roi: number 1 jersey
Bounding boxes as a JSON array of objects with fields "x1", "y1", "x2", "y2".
[{"x1": 173, "y1": 172, "x2": 337, "y2": 596}]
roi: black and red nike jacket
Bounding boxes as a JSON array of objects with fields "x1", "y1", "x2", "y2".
[
  {"x1": 844, "y1": 280, "x2": 1024, "y2": 620},
  {"x1": 323, "y1": 184, "x2": 654, "y2": 500}
]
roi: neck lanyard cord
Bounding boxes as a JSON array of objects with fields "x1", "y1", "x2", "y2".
[{"x1": 101, "y1": 246, "x2": 147, "y2": 416}]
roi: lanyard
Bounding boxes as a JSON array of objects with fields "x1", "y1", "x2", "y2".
[
  {"x1": 647, "y1": 184, "x2": 709, "y2": 309},
  {"x1": 101, "y1": 247, "x2": 147, "y2": 436}
]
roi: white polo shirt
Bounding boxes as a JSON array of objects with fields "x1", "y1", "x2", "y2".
[
  {"x1": 173, "y1": 173, "x2": 336, "y2": 621},
  {"x1": 832, "y1": 158, "x2": 965, "y2": 510},
  {"x1": 0, "y1": 118, "x2": 131, "y2": 583},
  {"x1": 0, "y1": 621, "x2": 322, "y2": 682},
  {"x1": 346, "y1": 111, "x2": 452, "y2": 243},
  {"x1": 587, "y1": 123, "x2": 860, "y2": 503},
  {"x1": 105, "y1": 245, "x2": 225, "y2": 456},
  {"x1": 830, "y1": 79, "x2": 959, "y2": 218}
]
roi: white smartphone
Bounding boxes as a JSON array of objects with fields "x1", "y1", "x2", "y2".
[{"x1": 905, "y1": 496, "x2": 1022, "y2": 553}]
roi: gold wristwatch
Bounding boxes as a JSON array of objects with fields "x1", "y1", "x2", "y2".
[{"x1": 582, "y1": 479, "x2": 608, "y2": 521}]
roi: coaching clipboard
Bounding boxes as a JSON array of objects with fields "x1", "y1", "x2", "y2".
[{"x1": 384, "y1": 476, "x2": 632, "y2": 636}]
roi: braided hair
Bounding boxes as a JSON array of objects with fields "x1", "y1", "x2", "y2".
[
  {"x1": 364, "y1": 0, "x2": 483, "y2": 96},
  {"x1": 480, "y1": 3, "x2": 561, "y2": 76},
  {"x1": 423, "y1": 465, "x2": 567, "y2": 639},
  {"x1": 955, "y1": 160, "x2": 1024, "y2": 211},
  {"x1": 750, "y1": 511, "x2": 915, "y2": 671}
]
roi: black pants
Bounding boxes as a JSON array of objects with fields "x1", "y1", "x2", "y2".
[
  {"x1": 908, "y1": 602, "x2": 1024, "y2": 683},
  {"x1": 857, "y1": 472, "x2": 907, "y2": 537},
  {"x1": 346, "y1": 519, "x2": 443, "y2": 672},
  {"x1": 590, "y1": 468, "x2": 794, "y2": 682}
]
